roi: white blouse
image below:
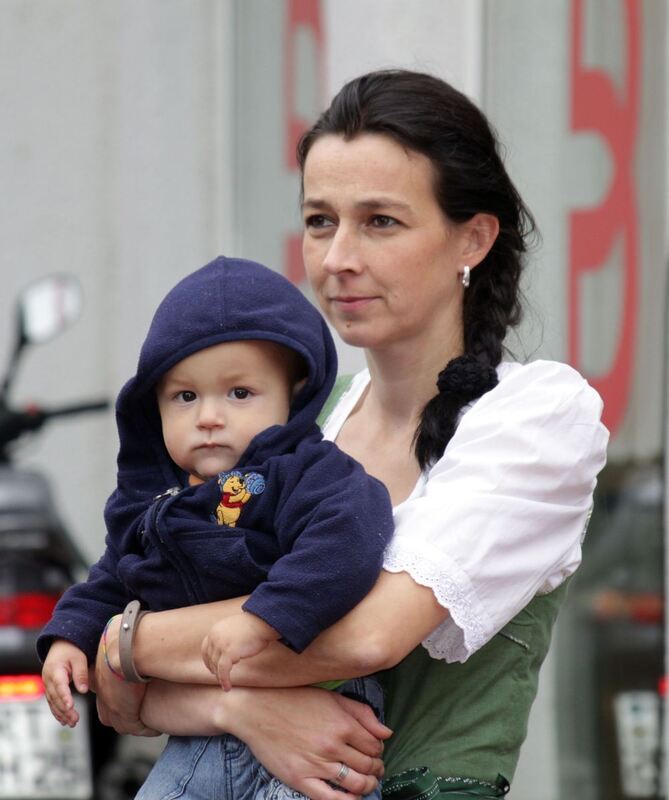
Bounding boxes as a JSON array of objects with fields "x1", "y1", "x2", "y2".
[{"x1": 322, "y1": 360, "x2": 609, "y2": 664}]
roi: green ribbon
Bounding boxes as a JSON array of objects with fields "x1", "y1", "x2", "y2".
[{"x1": 382, "y1": 767, "x2": 510, "y2": 799}]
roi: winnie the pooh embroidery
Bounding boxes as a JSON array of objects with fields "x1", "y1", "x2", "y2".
[{"x1": 216, "y1": 470, "x2": 265, "y2": 527}]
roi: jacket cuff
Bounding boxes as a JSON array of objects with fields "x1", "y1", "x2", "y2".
[{"x1": 242, "y1": 593, "x2": 321, "y2": 653}]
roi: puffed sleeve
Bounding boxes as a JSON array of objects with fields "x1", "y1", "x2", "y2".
[{"x1": 383, "y1": 360, "x2": 609, "y2": 663}]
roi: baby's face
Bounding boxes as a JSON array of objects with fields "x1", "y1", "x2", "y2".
[{"x1": 156, "y1": 340, "x2": 293, "y2": 480}]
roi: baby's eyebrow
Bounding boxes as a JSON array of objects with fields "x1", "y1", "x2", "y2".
[{"x1": 157, "y1": 374, "x2": 188, "y2": 391}]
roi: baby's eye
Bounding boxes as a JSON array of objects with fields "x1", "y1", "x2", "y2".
[
  {"x1": 177, "y1": 390, "x2": 197, "y2": 403},
  {"x1": 230, "y1": 387, "x2": 251, "y2": 400}
]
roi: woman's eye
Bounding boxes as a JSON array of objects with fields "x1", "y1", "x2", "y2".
[
  {"x1": 370, "y1": 215, "x2": 398, "y2": 228},
  {"x1": 230, "y1": 387, "x2": 251, "y2": 400},
  {"x1": 177, "y1": 391, "x2": 197, "y2": 403},
  {"x1": 304, "y1": 214, "x2": 334, "y2": 230}
]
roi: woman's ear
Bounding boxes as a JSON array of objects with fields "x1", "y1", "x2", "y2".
[{"x1": 461, "y1": 213, "x2": 500, "y2": 268}]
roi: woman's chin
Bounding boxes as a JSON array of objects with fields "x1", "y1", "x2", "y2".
[
  {"x1": 328, "y1": 317, "x2": 382, "y2": 348},
  {"x1": 333, "y1": 322, "x2": 404, "y2": 351}
]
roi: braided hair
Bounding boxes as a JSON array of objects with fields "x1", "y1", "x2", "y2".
[{"x1": 297, "y1": 70, "x2": 536, "y2": 469}]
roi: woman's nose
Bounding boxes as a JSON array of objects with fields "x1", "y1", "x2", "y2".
[{"x1": 322, "y1": 226, "x2": 363, "y2": 275}]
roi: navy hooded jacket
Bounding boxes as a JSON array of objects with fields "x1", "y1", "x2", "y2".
[{"x1": 38, "y1": 257, "x2": 394, "y2": 663}]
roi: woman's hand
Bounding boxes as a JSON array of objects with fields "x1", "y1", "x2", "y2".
[
  {"x1": 92, "y1": 615, "x2": 159, "y2": 737},
  {"x1": 227, "y1": 686, "x2": 392, "y2": 800}
]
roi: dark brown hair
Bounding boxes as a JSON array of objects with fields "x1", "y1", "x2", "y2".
[{"x1": 298, "y1": 69, "x2": 536, "y2": 468}]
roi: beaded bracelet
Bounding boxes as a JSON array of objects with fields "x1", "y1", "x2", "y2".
[{"x1": 102, "y1": 616, "x2": 125, "y2": 681}]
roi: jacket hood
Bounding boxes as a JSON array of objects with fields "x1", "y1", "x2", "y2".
[{"x1": 115, "y1": 256, "x2": 338, "y2": 486}]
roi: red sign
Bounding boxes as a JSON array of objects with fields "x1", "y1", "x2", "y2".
[
  {"x1": 283, "y1": 0, "x2": 324, "y2": 286},
  {"x1": 568, "y1": 0, "x2": 640, "y2": 435}
]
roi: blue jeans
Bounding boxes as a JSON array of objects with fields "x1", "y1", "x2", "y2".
[{"x1": 135, "y1": 677, "x2": 384, "y2": 800}]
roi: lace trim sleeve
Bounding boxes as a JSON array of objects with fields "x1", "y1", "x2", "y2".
[{"x1": 383, "y1": 537, "x2": 490, "y2": 663}]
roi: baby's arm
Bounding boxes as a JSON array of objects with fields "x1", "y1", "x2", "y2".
[
  {"x1": 42, "y1": 639, "x2": 90, "y2": 727},
  {"x1": 241, "y1": 446, "x2": 395, "y2": 656},
  {"x1": 201, "y1": 611, "x2": 280, "y2": 691}
]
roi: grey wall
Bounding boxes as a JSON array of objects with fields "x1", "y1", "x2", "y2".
[{"x1": 0, "y1": 0, "x2": 233, "y2": 560}]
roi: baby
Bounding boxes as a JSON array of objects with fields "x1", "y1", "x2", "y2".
[{"x1": 39, "y1": 256, "x2": 393, "y2": 799}]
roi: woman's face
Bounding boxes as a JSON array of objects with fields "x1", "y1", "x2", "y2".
[{"x1": 302, "y1": 133, "x2": 467, "y2": 351}]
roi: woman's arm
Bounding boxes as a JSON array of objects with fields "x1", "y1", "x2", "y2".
[
  {"x1": 131, "y1": 597, "x2": 243, "y2": 683},
  {"x1": 94, "y1": 627, "x2": 391, "y2": 800},
  {"x1": 101, "y1": 570, "x2": 446, "y2": 688},
  {"x1": 94, "y1": 659, "x2": 389, "y2": 800},
  {"x1": 100, "y1": 595, "x2": 249, "y2": 685},
  {"x1": 234, "y1": 570, "x2": 448, "y2": 686}
]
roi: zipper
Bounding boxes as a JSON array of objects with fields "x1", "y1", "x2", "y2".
[
  {"x1": 153, "y1": 486, "x2": 181, "y2": 501},
  {"x1": 148, "y1": 484, "x2": 205, "y2": 605},
  {"x1": 147, "y1": 487, "x2": 183, "y2": 543}
]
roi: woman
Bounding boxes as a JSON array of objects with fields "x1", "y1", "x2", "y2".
[{"x1": 93, "y1": 70, "x2": 608, "y2": 799}]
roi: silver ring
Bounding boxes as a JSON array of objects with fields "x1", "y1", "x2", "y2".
[{"x1": 334, "y1": 762, "x2": 350, "y2": 785}]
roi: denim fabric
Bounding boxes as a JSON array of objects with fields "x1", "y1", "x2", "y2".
[{"x1": 135, "y1": 677, "x2": 383, "y2": 800}]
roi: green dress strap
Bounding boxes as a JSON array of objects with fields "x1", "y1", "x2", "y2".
[{"x1": 317, "y1": 374, "x2": 355, "y2": 428}]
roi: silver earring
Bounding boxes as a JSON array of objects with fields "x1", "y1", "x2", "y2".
[{"x1": 461, "y1": 265, "x2": 471, "y2": 288}]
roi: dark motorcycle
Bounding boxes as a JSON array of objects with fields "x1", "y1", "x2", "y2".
[{"x1": 0, "y1": 275, "x2": 147, "y2": 800}]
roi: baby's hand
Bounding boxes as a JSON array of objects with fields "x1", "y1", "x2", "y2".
[
  {"x1": 42, "y1": 640, "x2": 89, "y2": 727},
  {"x1": 201, "y1": 612, "x2": 279, "y2": 691}
]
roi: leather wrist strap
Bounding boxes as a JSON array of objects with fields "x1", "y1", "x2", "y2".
[{"x1": 118, "y1": 600, "x2": 150, "y2": 683}]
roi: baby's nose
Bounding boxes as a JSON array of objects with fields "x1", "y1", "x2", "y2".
[{"x1": 197, "y1": 399, "x2": 225, "y2": 427}]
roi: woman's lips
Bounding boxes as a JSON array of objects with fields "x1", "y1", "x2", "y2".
[{"x1": 330, "y1": 296, "x2": 377, "y2": 312}]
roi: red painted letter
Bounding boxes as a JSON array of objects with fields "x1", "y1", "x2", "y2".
[
  {"x1": 569, "y1": 0, "x2": 640, "y2": 435},
  {"x1": 283, "y1": 0, "x2": 324, "y2": 286}
]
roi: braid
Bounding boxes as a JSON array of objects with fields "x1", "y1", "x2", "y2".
[
  {"x1": 414, "y1": 355, "x2": 498, "y2": 470},
  {"x1": 414, "y1": 194, "x2": 533, "y2": 471}
]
